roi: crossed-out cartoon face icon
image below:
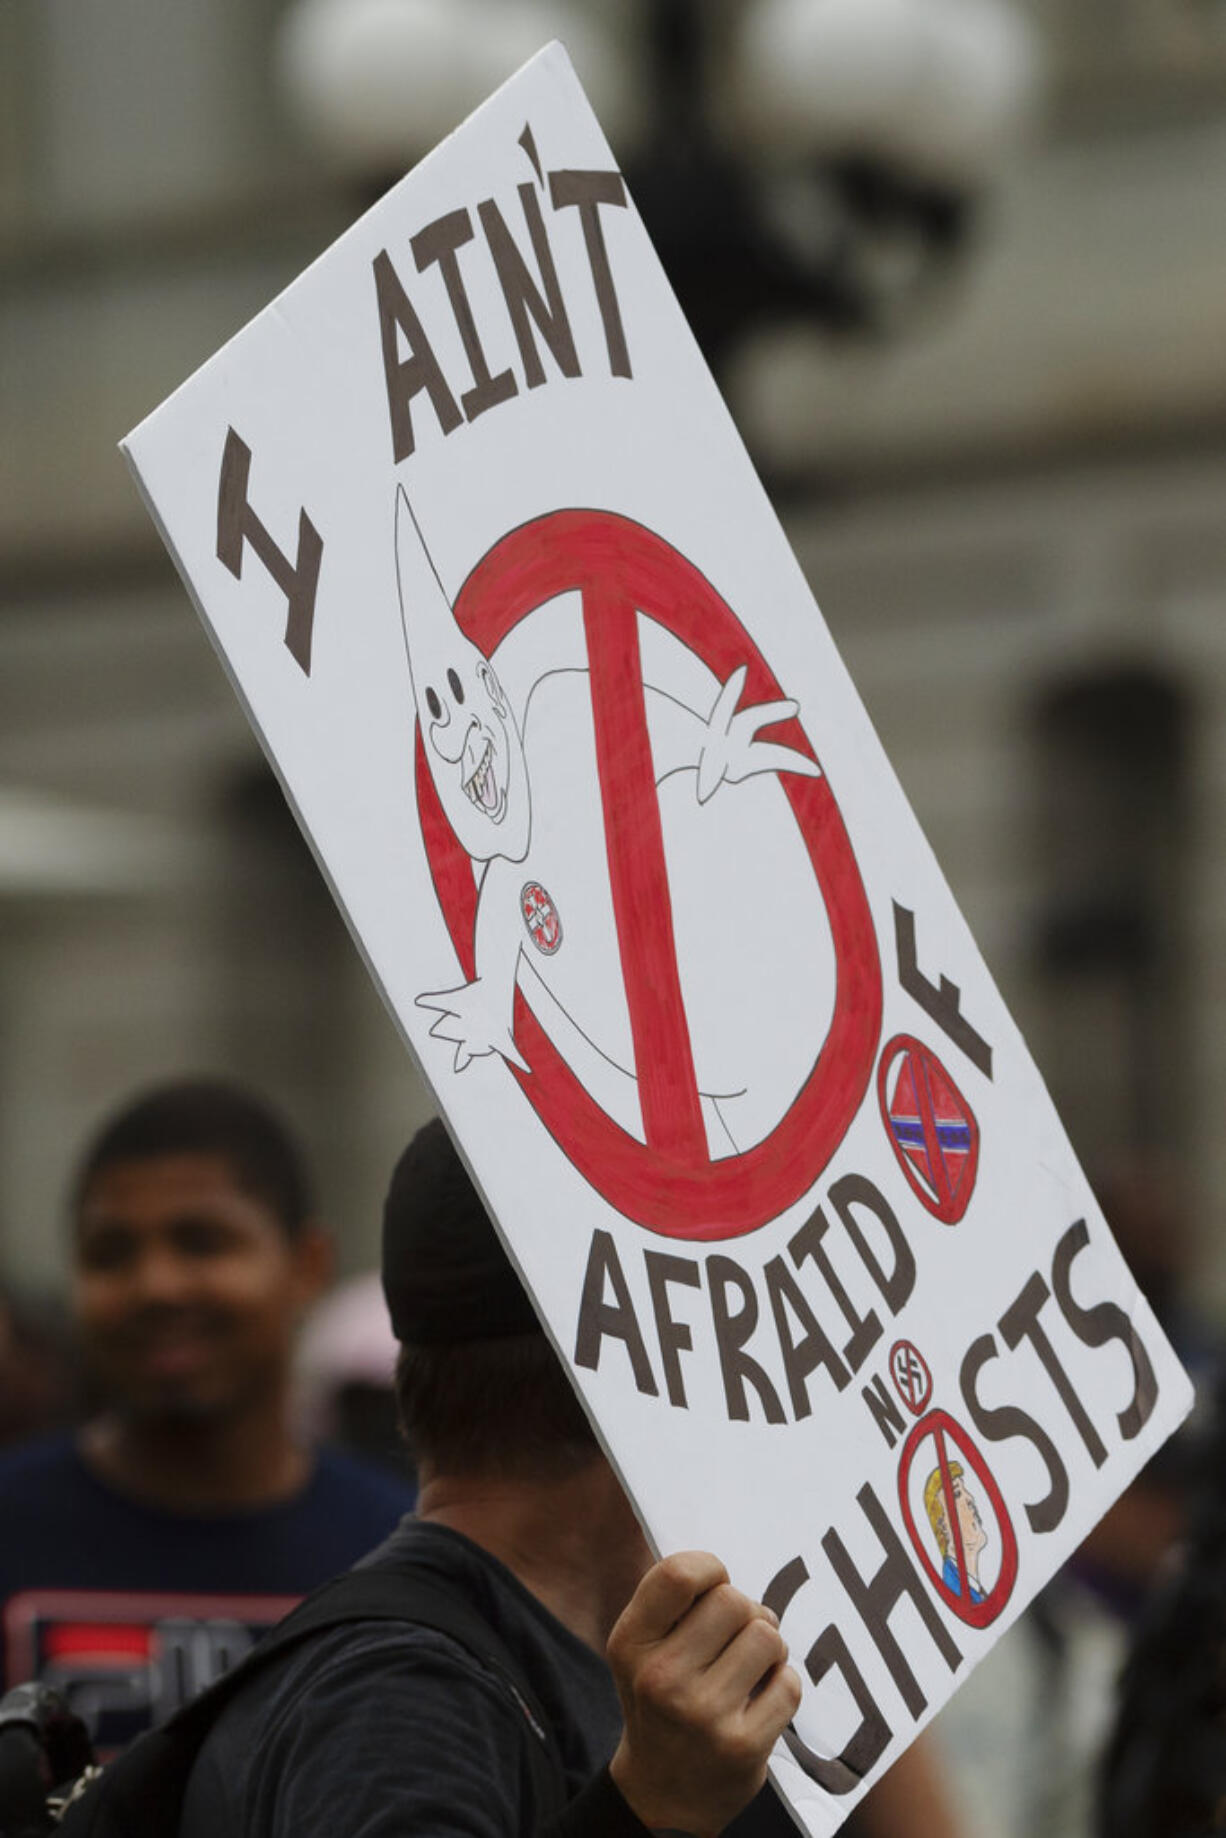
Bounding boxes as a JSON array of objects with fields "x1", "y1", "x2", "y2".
[
  {"x1": 396, "y1": 490, "x2": 530, "y2": 864},
  {"x1": 924, "y1": 1461, "x2": 989, "y2": 1602}
]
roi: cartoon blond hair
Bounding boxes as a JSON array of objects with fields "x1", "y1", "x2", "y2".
[{"x1": 923, "y1": 1460, "x2": 964, "y2": 1557}]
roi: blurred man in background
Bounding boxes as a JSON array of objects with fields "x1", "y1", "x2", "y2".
[{"x1": 0, "y1": 1077, "x2": 415, "y2": 1753}]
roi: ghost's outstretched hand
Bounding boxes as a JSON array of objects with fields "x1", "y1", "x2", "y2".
[
  {"x1": 415, "y1": 978, "x2": 529, "y2": 1074},
  {"x1": 696, "y1": 665, "x2": 822, "y2": 806}
]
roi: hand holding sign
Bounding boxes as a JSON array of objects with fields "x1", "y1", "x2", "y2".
[
  {"x1": 608, "y1": 1550, "x2": 802, "y2": 1838},
  {"x1": 697, "y1": 664, "x2": 823, "y2": 806}
]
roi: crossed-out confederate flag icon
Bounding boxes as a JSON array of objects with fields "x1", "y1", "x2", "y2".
[{"x1": 877, "y1": 1034, "x2": 979, "y2": 1224}]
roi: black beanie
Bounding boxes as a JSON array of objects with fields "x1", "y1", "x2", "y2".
[{"x1": 381, "y1": 1117, "x2": 542, "y2": 1345}]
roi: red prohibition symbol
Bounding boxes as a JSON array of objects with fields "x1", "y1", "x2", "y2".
[
  {"x1": 416, "y1": 509, "x2": 883, "y2": 1241},
  {"x1": 889, "y1": 1339, "x2": 933, "y2": 1417},
  {"x1": 897, "y1": 1409, "x2": 1017, "y2": 1630},
  {"x1": 878, "y1": 1034, "x2": 980, "y2": 1225}
]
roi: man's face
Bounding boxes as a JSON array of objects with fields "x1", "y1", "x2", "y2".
[
  {"x1": 951, "y1": 1475, "x2": 988, "y2": 1564},
  {"x1": 73, "y1": 1153, "x2": 320, "y2": 1424}
]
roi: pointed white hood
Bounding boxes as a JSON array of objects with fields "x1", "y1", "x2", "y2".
[{"x1": 395, "y1": 488, "x2": 530, "y2": 864}]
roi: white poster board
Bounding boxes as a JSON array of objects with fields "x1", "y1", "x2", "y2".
[{"x1": 122, "y1": 44, "x2": 1193, "y2": 1835}]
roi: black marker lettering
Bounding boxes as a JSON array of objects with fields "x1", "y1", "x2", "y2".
[
  {"x1": 573, "y1": 1229, "x2": 658, "y2": 1397},
  {"x1": 518, "y1": 123, "x2": 544, "y2": 188},
  {"x1": 893, "y1": 903, "x2": 993, "y2": 1079},
  {"x1": 764, "y1": 1254, "x2": 849, "y2": 1418},
  {"x1": 707, "y1": 1255, "x2": 786, "y2": 1425},
  {"x1": 479, "y1": 186, "x2": 580, "y2": 389},
  {"x1": 548, "y1": 168, "x2": 631, "y2": 377},
  {"x1": 829, "y1": 1174, "x2": 915, "y2": 1316},
  {"x1": 790, "y1": 1208, "x2": 882, "y2": 1375},
  {"x1": 960, "y1": 1332, "x2": 1069, "y2": 1534},
  {"x1": 862, "y1": 1374, "x2": 906, "y2": 1450},
  {"x1": 216, "y1": 428, "x2": 322, "y2": 675},
  {"x1": 1052, "y1": 1219, "x2": 1159, "y2": 1441},
  {"x1": 644, "y1": 1250, "x2": 701, "y2": 1409},
  {"x1": 373, "y1": 248, "x2": 462, "y2": 461},
  {"x1": 823, "y1": 1483, "x2": 962, "y2": 1717},
  {"x1": 763, "y1": 1557, "x2": 891, "y2": 1794},
  {"x1": 412, "y1": 209, "x2": 517, "y2": 421},
  {"x1": 1000, "y1": 1272, "x2": 1107, "y2": 1468}
]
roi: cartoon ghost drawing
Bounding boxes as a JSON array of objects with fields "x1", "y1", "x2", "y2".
[{"x1": 397, "y1": 490, "x2": 840, "y2": 1158}]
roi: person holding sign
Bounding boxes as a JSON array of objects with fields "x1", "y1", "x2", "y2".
[{"x1": 178, "y1": 1119, "x2": 962, "y2": 1838}]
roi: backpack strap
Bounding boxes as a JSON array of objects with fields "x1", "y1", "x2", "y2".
[
  {"x1": 58, "y1": 1560, "x2": 567, "y2": 1834},
  {"x1": 230, "y1": 1564, "x2": 565, "y2": 1804}
]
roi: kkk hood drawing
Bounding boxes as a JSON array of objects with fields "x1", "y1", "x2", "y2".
[{"x1": 396, "y1": 488, "x2": 530, "y2": 866}]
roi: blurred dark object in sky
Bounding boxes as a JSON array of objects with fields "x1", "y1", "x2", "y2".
[
  {"x1": 616, "y1": 0, "x2": 976, "y2": 359},
  {"x1": 275, "y1": 0, "x2": 1043, "y2": 365}
]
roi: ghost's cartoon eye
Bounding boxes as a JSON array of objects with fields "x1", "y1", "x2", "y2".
[
  {"x1": 447, "y1": 667, "x2": 464, "y2": 704},
  {"x1": 425, "y1": 686, "x2": 442, "y2": 721}
]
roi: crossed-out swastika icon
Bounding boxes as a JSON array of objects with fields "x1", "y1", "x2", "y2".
[{"x1": 889, "y1": 1338, "x2": 933, "y2": 1417}]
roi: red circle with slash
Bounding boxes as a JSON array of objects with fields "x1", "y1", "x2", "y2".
[
  {"x1": 889, "y1": 1339, "x2": 933, "y2": 1417},
  {"x1": 417, "y1": 509, "x2": 882, "y2": 1240},
  {"x1": 878, "y1": 1034, "x2": 980, "y2": 1224},
  {"x1": 897, "y1": 1409, "x2": 1017, "y2": 1629}
]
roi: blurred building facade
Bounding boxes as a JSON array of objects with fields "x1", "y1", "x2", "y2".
[{"x1": 1, "y1": 0, "x2": 1225, "y2": 1318}]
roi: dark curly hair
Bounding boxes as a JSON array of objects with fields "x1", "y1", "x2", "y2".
[{"x1": 71, "y1": 1077, "x2": 313, "y2": 1241}]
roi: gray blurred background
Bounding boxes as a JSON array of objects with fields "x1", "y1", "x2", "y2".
[
  {"x1": 2, "y1": 0, "x2": 1226, "y2": 1829},
  {"x1": 4, "y1": 0, "x2": 1224, "y2": 1291}
]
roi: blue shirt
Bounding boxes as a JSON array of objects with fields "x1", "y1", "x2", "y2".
[{"x1": 0, "y1": 1430, "x2": 415, "y2": 1750}]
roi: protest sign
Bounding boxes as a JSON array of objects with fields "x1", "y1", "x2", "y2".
[{"x1": 122, "y1": 43, "x2": 1193, "y2": 1834}]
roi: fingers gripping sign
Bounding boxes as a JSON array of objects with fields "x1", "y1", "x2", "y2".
[{"x1": 607, "y1": 1551, "x2": 802, "y2": 1838}]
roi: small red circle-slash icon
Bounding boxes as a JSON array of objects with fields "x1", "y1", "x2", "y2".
[
  {"x1": 878, "y1": 1034, "x2": 980, "y2": 1224},
  {"x1": 521, "y1": 882, "x2": 562, "y2": 955}
]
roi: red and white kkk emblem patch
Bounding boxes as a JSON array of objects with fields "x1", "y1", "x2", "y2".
[{"x1": 521, "y1": 881, "x2": 562, "y2": 955}]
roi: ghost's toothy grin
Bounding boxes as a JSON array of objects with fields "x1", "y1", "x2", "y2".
[{"x1": 463, "y1": 740, "x2": 503, "y2": 819}]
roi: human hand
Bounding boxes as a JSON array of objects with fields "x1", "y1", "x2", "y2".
[{"x1": 606, "y1": 1551, "x2": 802, "y2": 1838}]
